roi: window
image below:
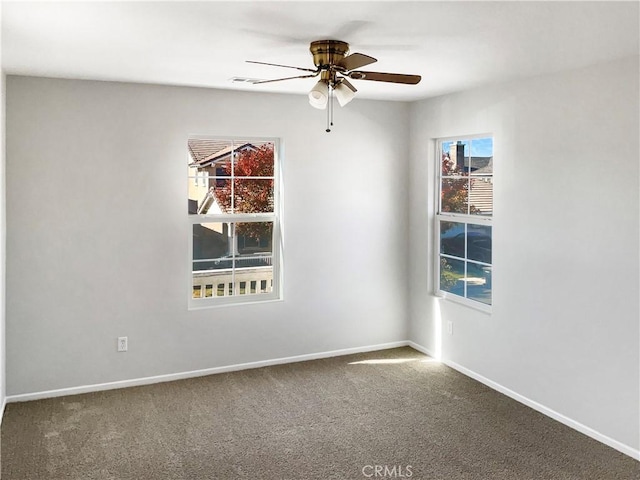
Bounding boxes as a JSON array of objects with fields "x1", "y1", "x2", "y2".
[
  {"x1": 188, "y1": 137, "x2": 281, "y2": 307},
  {"x1": 436, "y1": 135, "x2": 493, "y2": 310}
]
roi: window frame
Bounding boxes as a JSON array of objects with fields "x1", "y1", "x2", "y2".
[
  {"x1": 434, "y1": 133, "x2": 493, "y2": 313},
  {"x1": 188, "y1": 135, "x2": 283, "y2": 309}
]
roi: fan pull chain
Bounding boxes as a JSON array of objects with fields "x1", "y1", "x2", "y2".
[
  {"x1": 330, "y1": 84, "x2": 334, "y2": 128},
  {"x1": 326, "y1": 84, "x2": 332, "y2": 133},
  {"x1": 326, "y1": 89, "x2": 330, "y2": 133}
]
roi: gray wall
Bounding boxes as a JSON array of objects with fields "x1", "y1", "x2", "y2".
[
  {"x1": 1, "y1": 0, "x2": 6, "y2": 414},
  {"x1": 1, "y1": 67, "x2": 5, "y2": 414},
  {"x1": 408, "y1": 56, "x2": 640, "y2": 451},
  {"x1": 5, "y1": 76, "x2": 410, "y2": 395},
  {"x1": 0, "y1": 1, "x2": 5, "y2": 417}
]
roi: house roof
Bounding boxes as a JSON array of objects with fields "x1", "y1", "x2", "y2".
[
  {"x1": 468, "y1": 157, "x2": 493, "y2": 175},
  {"x1": 446, "y1": 152, "x2": 493, "y2": 175},
  {"x1": 188, "y1": 139, "x2": 230, "y2": 164},
  {"x1": 188, "y1": 139, "x2": 275, "y2": 168},
  {"x1": 188, "y1": 139, "x2": 255, "y2": 167}
]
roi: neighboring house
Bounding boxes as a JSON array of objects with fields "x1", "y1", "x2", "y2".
[
  {"x1": 188, "y1": 139, "x2": 256, "y2": 171},
  {"x1": 188, "y1": 139, "x2": 256, "y2": 215},
  {"x1": 469, "y1": 177, "x2": 493, "y2": 215}
]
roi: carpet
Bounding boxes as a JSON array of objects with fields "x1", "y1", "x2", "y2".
[{"x1": 1, "y1": 347, "x2": 638, "y2": 479}]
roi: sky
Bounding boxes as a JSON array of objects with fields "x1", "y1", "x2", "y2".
[{"x1": 442, "y1": 137, "x2": 493, "y2": 157}]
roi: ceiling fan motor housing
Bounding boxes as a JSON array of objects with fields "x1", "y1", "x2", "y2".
[{"x1": 310, "y1": 40, "x2": 350, "y2": 70}]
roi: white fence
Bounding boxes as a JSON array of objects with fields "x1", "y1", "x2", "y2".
[{"x1": 192, "y1": 266, "x2": 273, "y2": 298}]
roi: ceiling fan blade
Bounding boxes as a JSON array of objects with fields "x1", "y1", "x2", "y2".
[
  {"x1": 251, "y1": 73, "x2": 319, "y2": 85},
  {"x1": 338, "y1": 53, "x2": 377, "y2": 71},
  {"x1": 348, "y1": 71, "x2": 422, "y2": 85},
  {"x1": 339, "y1": 78, "x2": 358, "y2": 93},
  {"x1": 246, "y1": 60, "x2": 317, "y2": 73}
]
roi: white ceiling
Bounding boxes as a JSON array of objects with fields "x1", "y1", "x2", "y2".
[{"x1": 2, "y1": 1, "x2": 638, "y2": 102}]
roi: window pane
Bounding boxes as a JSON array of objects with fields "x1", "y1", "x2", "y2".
[
  {"x1": 237, "y1": 222, "x2": 272, "y2": 253},
  {"x1": 192, "y1": 222, "x2": 274, "y2": 299},
  {"x1": 441, "y1": 177, "x2": 469, "y2": 214},
  {"x1": 192, "y1": 223, "x2": 234, "y2": 298},
  {"x1": 442, "y1": 140, "x2": 470, "y2": 175},
  {"x1": 235, "y1": 222, "x2": 273, "y2": 295},
  {"x1": 469, "y1": 177, "x2": 493, "y2": 216},
  {"x1": 188, "y1": 180, "x2": 211, "y2": 215},
  {"x1": 233, "y1": 179, "x2": 274, "y2": 213},
  {"x1": 440, "y1": 221, "x2": 465, "y2": 258},
  {"x1": 441, "y1": 140, "x2": 453, "y2": 154},
  {"x1": 187, "y1": 157, "x2": 231, "y2": 216},
  {"x1": 192, "y1": 223, "x2": 231, "y2": 271},
  {"x1": 232, "y1": 141, "x2": 275, "y2": 177},
  {"x1": 188, "y1": 139, "x2": 233, "y2": 215},
  {"x1": 203, "y1": 178, "x2": 232, "y2": 214},
  {"x1": 469, "y1": 138, "x2": 493, "y2": 173},
  {"x1": 467, "y1": 263, "x2": 492, "y2": 305},
  {"x1": 467, "y1": 224, "x2": 492, "y2": 264},
  {"x1": 440, "y1": 257, "x2": 464, "y2": 296}
]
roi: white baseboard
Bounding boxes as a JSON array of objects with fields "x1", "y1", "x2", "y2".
[
  {"x1": 0, "y1": 395, "x2": 6, "y2": 427},
  {"x1": 5, "y1": 341, "x2": 410, "y2": 404},
  {"x1": 408, "y1": 341, "x2": 639, "y2": 461},
  {"x1": 6, "y1": 339, "x2": 638, "y2": 461},
  {"x1": 407, "y1": 341, "x2": 436, "y2": 358}
]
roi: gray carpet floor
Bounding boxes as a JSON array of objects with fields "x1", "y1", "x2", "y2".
[{"x1": 1, "y1": 347, "x2": 638, "y2": 479}]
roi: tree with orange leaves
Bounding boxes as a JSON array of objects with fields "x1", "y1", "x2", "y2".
[{"x1": 214, "y1": 144, "x2": 274, "y2": 240}]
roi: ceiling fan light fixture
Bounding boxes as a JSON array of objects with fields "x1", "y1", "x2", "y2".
[
  {"x1": 308, "y1": 80, "x2": 329, "y2": 109},
  {"x1": 246, "y1": 40, "x2": 421, "y2": 126},
  {"x1": 334, "y1": 82, "x2": 355, "y2": 107}
]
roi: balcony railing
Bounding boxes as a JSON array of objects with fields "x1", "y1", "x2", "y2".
[{"x1": 192, "y1": 255, "x2": 273, "y2": 298}]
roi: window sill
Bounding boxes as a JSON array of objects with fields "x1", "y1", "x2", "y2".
[
  {"x1": 188, "y1": 294, "x2": 283, "y2": 311},
  {"x1": 435, "y1": 291, "x2": 492, "y2": 315}
]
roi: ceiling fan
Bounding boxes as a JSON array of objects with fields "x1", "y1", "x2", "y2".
[{"x1": 246, "y1": 40, "x2": 421, "y2": 132}]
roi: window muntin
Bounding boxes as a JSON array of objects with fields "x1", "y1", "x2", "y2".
[
  {"x1": 436, "y1": 136, "x2": 493, "y2": 309},
  {"x1": 188, "y1": 137, "x2": 281, "y2": 307}
]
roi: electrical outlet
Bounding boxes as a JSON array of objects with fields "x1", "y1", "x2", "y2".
[
  {"x1": 447, "y1": 321, "x2": 453, "y2": 335},
  {"x1": 117, "y1": 336, "x2": 128, "y2": 352}
]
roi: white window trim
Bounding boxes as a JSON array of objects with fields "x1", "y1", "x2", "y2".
[
  {"x1": 188, "y1": 136, "x2": 283, "y2": 309},
  {"x1": 433, "y1": 133, "x2": 493, "y2": 313}
]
